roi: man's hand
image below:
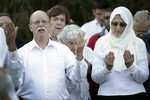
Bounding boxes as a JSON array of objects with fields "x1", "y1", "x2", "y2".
[{"x1": 4, "y1": 22, "x2": 17, "y2": 51}]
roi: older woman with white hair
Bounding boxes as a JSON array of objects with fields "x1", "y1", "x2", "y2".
[
  {"x1": 58, "y1": 24, "x2": 91, "y2": 100},
  {"x1": 92, "y1": 6, "x2": 149, "y2": 100}
]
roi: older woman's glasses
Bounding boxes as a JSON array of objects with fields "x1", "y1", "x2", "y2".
[{"x1": 111, "y1": 22, "x2": 126, "y2": 27}]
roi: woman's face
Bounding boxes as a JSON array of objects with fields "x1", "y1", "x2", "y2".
[
  {"x1": 65, "y1": 39, "x2": 78, "y2": 55},
  {"x1": 49, "y1": 14, "x2": 66, "y2": 37},
  {"x1": 111, "y1": 15, "x2": 126, "y2": 37}
]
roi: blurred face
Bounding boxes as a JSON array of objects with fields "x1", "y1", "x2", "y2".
[
  {"x1": 65, "y1": 39, "x2": 78, "y2": 55},
  {"x1": 133, "y1": 22, "x2": 149, "y2": 37},
  {"x1": 93, "y1": 8, "x2": 105, "y2": 26},
  {"x1": 0, "y1": 16, "x2": 12, "y2": 30},
  {"x1": 29, "y1": 11, "x2": 50, "y2": 40},
  {"x1": 111, "y1": 15, "x2": 126, "y2": 37},
  {"x1": 49, "y1": 14, "x2": 66, "y2": 37},
  {"x1": 103, "y1": 11, "x2": 111, "y2": 31}
]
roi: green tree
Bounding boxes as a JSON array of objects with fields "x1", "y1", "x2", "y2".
[{"x1": 0, "y1": 0, "x2": 150, "y2": 40}]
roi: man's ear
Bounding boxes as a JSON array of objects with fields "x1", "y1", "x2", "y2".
[
  {"x1": 29, "y1": 24, "x2": 33, "y2": 32},
  {"x1": 15, "y1": 26, "x2": 18, "y2": 34},
  {"x1": 92, "y1": 9, "x2": 95, "y2": 16}
]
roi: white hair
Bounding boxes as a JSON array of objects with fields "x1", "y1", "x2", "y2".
[
  {"x1": 133, "y1": 10, "x2": 150, "y2": 24},
  {"x1": 57, "y1": 24, "x2": 84, "y2": 44}
]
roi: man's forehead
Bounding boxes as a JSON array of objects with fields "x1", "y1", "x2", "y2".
[
  {"x1": 134, "y1": 22, "x2": 149, "y2": 29},
  {"x1": 105, "y1": 12, "x2": 111, "y2": 15},
  {"x1": 0, "y1": 16, "x2": 12, "y2": 22},
  {"x1": 30, "y1": 11, "x2": 49, "y2": 22},
  {"x1": 94, "y1": 8, "x2": 105, "y2": 13}
]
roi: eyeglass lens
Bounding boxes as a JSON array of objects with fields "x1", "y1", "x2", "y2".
[{"x1": 111, "y1": 22, "x2": 126, "y2": 27}]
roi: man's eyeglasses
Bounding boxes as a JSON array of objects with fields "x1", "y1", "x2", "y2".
[
  {"x1": 111, "y1": 22, "x2": 127, "y2": 27},
  {"x1": 31, "y1": 20, "x2": 48, "y2": 25}
]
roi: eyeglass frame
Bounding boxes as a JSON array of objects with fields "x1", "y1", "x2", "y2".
[
  {"x1": 111, "y1": 21, "x2": 127, "y2": 27},
  {"x1": 31, "y1": 20, "x2": 49, "y2": 25}
]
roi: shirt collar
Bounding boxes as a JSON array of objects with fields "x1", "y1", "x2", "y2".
[
  {"x1": 94, "y1": 19, "x2": 99, "y2": 25},
  {"x1": 94, "y1": 19, "x2": 103, "y2": 27},
  {"x1": 29, "y1": 39, "x2": 55, "y2": 51}
]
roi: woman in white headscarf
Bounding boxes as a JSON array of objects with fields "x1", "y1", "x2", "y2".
[{"x1": 92, "y1": 6, "x2": 149, "y2": 100}]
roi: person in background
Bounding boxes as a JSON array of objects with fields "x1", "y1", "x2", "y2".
[
  {"x1": 4, "y1": 10, "x2": 87, "y2": 100},
  {"x1": 81, "y1": 0, "x2": 110, "y2": 45},
  {"x1": 0, "y1": 13, "x2": 28, "y2": 48},
  {"x1": 133, "y1": 10, "x2": 150, "y2": 38},
  {"x1": 0, "y1": 27, "x2": 18, "y2": 100},
  {"x1": 133, "y1": 10, "x2": 150, "y2": 98},
  {"x1": 58, "y1": 24, "x2": 90, "y2": 100},
  {"x1": 92, "y1": 6, "x2": 149, "y2": 100},
  {"x1": 47, "y1": 5, "x2": 71, "y2": 42},
  {"x1": 0, "y1": 68, "x2": 19, "y2": 100},
  {"x1": 141, "y1": 33, "x2": 150, "y2": 99},
  {"x1": 87, "y1": 7, "x2": 112, "y2": 50},
  {"x1": 0, "y1": 28, "x2": 7, "y2": 68},
  {"x1": 86, "y1": 7, "x2": 112, "y2": 100}
]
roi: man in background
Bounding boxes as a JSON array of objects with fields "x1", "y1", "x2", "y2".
[
  {"x1": 81, "y1": 0, "x2": 110, "y2": 46},
  {"x1": 0, "y1": 13, "x2": 28, "y2": 48}
]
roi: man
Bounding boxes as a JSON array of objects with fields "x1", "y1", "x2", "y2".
[
  {"x1": 5, "y1": 10, "x2": 87, "y2": 100},
  {"x1": 0, "y1": 28, "x2": 18, "y2": 100},
  {"x1": 81, "y1": 0, "x2": 110, "y2": 45},
  {"x1": 86, "y1": 8, "x2": 112, "y2": 100},
  {"x1": 87, "y1": 8, "x2": 112, "y2": 50},
  {"x1": 133, "y1": 10, "x2": 150, "y2": 38},
  {"x1": 0, "y1": 13, "x2": 28, "y2": 48},
  {"x1": 0, "y1": 28, "x2": 7, "y2": 68}
]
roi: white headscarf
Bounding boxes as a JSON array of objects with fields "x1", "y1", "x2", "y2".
[{"x1": 98, "y1": 6, "x2": 147, "y2": 71}]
